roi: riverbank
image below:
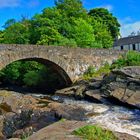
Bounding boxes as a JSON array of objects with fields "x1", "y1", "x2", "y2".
[
  {"x1": 0, "y1": 89, "x2": 139, "y2": 140},
  {"x1": 0, "y1": 66, "x2": 140, "y2": 139}
]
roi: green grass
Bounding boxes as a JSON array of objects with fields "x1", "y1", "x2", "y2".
[
  {"x1": 73, "y1": 125, "x2": 117, "y2": 140},
  {"x1": 21, "y1": 132, "x2": 32, "y2": 140},
  {"x1": 59, "y1": 118, "x2": 66, "y2": 122}
]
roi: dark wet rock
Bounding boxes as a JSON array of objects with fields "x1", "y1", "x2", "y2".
[
  {"x1": 101, "y1": 66, "x2": 140, "y2": 108},
  {"x1": 88, "y1": 81, "x2": 102, "y2": 89},
  {"x1": 55, "y1": 86, "x2": 80, "y2": 97},
  {"x1": 55, "y1": 85, "x2": 87, "y2": 100},
  {"x1": 2, "y1": 110, "x2": 33, "y2": 138},
  {"x1": 55, "y1": 66, "x2": 140, "y2": 109},
  {"x1": 48, "y1": 102, "x2": 87, "y2": 121},
  {"x1": 113, "y1": 66, "x2": 140, "y2": 78},
  {"x1": 55, "y1": 79, "x2": 103, "y2": 100}
]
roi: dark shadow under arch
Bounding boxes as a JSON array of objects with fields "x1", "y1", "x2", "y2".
[
  {"x1": 22, "y1": 57, "x2": 72, "y2": 86},
  {"x1": 0, "y1": 57, "x2": 72, "y2": 93}
]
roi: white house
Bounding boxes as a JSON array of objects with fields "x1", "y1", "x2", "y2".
[{"x1": 113, "y1": 35, "x2": 140, "y2": 51}]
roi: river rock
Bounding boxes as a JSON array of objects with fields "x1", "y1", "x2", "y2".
[
  {"x1": 28, "y1": 120, "x2": 86, "y2": 140},
  {"x1": 55, "y1": 85, "x2": 87, "y2": 99},
  {"x1": 28, "y1": 120, "x2": 139, "y2": 140},
  {"x1": 48, "y1": 102, "x2": 87, "y2": 121},
  {"x1": 55, "y1": 79, "x2": 102, "y2": 100},
  {"x1": 55, "y1": 86, "x2": 80, "y2": 97},
  {"x1": 101, "y1": 66, "x2": 140, "y2": 108},
  {"x1": 114, "y1": 132, "x2": 140, "y2": 140},
  {"x1": 84, "y1": 90, "x2": 103, "y2": 103},
  {"x1": 0, "y1": 90, "x2": 59, "y2": 139}
]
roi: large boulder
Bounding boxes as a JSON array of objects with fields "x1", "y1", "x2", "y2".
[
  {"x1": 28, "y1": 120, "x2": 139, "y2": 140},
  {"x1": 0, "y1": 90, "x2": 59, "y2": 139},
  {"x1": 48, "y1": 102, "x2": 87, "y2": 121},
  {"x1": 101, "y1": 66, "x2": 140, "y2": 108},
  {"x1": 28, "y1": 120, "x2": 86, "y2": 140},
  {"x1": 55, "y1": 79, "x2": 103, "y2": 101}
]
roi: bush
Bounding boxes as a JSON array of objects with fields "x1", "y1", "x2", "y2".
[
  {"x1": 111, "y1": 51, "x2": 140, "y2": 69},
  {"x1": 58, "y1": 38, "x2": 77, "y2": 48},
  {"x1": 83, "y1": 63, "x2": 111, "y2": 80},
  {"x1": 73, "y1": 125, "x2": 117, "y2": 140}
]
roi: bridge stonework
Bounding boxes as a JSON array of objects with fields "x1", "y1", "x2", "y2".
[{"x1": 0, "y1": 44, "x2": 126, "y2": 85}]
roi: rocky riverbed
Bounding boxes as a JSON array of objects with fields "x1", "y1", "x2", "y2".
[{"x1": 0, "y1": 66, "x2": 140, "y2": 140}]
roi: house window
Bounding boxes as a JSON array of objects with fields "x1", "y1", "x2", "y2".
[
  {"x1": 121, "y1": 46, "x2": 123, "y2": 50},
  {"x1": 133, "y1": 44, "x2": 136, "y2": 50}
]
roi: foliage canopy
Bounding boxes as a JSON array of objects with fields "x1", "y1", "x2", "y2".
[{"x1": 0, "y1": 0, "x2": 120, "y2": 48}]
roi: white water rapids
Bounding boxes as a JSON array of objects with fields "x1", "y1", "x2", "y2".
[
  {"x1": 30, "y1": 93, "x2": 140, "y2": 139},
  {"x1": 52, "y1": 95, "x2": 140, "y2": 138}
]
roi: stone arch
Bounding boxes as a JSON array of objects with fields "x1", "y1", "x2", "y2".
[
  {"x1": 0, "y1": 57, "x2": 72, "y2": 87},
  {"x1": 0, "y1": 44, "x2": 126, "y2": 83}
]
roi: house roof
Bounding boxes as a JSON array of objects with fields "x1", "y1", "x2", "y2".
[{"x1": 114, "y1": 35, "x2": 140, "y2": 46}]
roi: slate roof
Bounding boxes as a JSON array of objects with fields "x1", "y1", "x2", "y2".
[{"x1": 114, "y1": 35, "x2": 140, "y2": 46}]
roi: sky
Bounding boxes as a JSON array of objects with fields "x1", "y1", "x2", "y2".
[{"x1": 0, "y1": 0, "x2": 140, "y2": 37}]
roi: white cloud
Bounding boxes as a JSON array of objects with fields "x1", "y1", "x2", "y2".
[
  {"x1": 121, "y1": 21, "x2": 140, "y2": 37},
  {"x1": 0, "y1": 0, "x2": 20, "y2": 8},
  {"x1": 96, "y1": 4, "x2": 113, "y2": 11}
]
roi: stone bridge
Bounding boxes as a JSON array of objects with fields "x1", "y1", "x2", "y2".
[{"x1": 0, "y1": 44, "x2": 126, "y2": 86}]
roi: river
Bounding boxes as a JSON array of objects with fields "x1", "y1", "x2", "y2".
[{"x1": 31, "y1": 94, "x2": 140, "y2": 138}]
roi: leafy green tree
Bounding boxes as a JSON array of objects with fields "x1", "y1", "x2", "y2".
[
  {"x1": 55, "y1": 0, "x2": 87, "y2": 18},
  {"x1": 88, "y1": 8, "x2": 120, "y2": 39},
  {"x1": 3, "y1": 19, "x2": 16, "y2": 29},
  {"x1": 4, "y1": 22, "x2": 29, "y2": 44},
  {"x1": 1, "y1": 0, "x2": 120, "y2": 48},
  {"x1": 71, "y1": 18, "x2": 95, "y2": 47},
  {"x1": 90, "y1": 19, "x2": 113, "y2": 48},
  {"x1": 23, "y1": 71, "x2": 43, "y2": 87},
  {"x1": 0, "y1": 61, "x2": 67, "y2": 92},
  {"x1": 30, "y1": 7, "x2": 63, "y2": 45},
  {"x1": 0, "y1": 31, "x2": 4, "y2": 43},
  {"x1": 0, "y1": 61, "x2": 22, "y2": 84}
]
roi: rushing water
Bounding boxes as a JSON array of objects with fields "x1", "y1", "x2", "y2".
[
  {"x1": 51, "y1": 95, "x2": 140, "y2": 138},
  {"x1": 30, "y1": 93, "x2": 140, "y2": 138}
]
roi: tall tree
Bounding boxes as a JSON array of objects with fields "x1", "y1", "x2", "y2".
[
  {"x1": 55, "y1": 0, "x2": 87, "y2": 18},
  {"x1": 3, "y1": 19, "x2": 16, "y2": 29},
  {"x1": 71, "y1": 18, "x2": 95, "y2": 47},
  {"x1": 30, "y1": 7, "x2": 63, "y2": 45},
  {"x1": 4, "y1": 22, "x2": 29, "y2": 44},
  {"x1": 88, "y1": 8, "x2": 120, "y2": 39},
  {"x1": 90, "y1": 19, "x2": 113, "y2": 48}
]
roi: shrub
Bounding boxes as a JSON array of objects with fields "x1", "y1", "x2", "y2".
[
  {"x1": 83, "y1": 63, "x2": 111, "y2": 80},
  {"x1": 73, "y1": 125, "x2": 117, "y2": 140},
  {"x1": 58, "y1": 38, "x2": 77, "y2": 48},
  {"x1": 111, "y1": 51, "x2": 140, "y2": 69}
]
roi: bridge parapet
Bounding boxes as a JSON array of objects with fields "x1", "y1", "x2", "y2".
[{"x1": 0, "y1": 44, "x2": 126, "y2": 83}]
